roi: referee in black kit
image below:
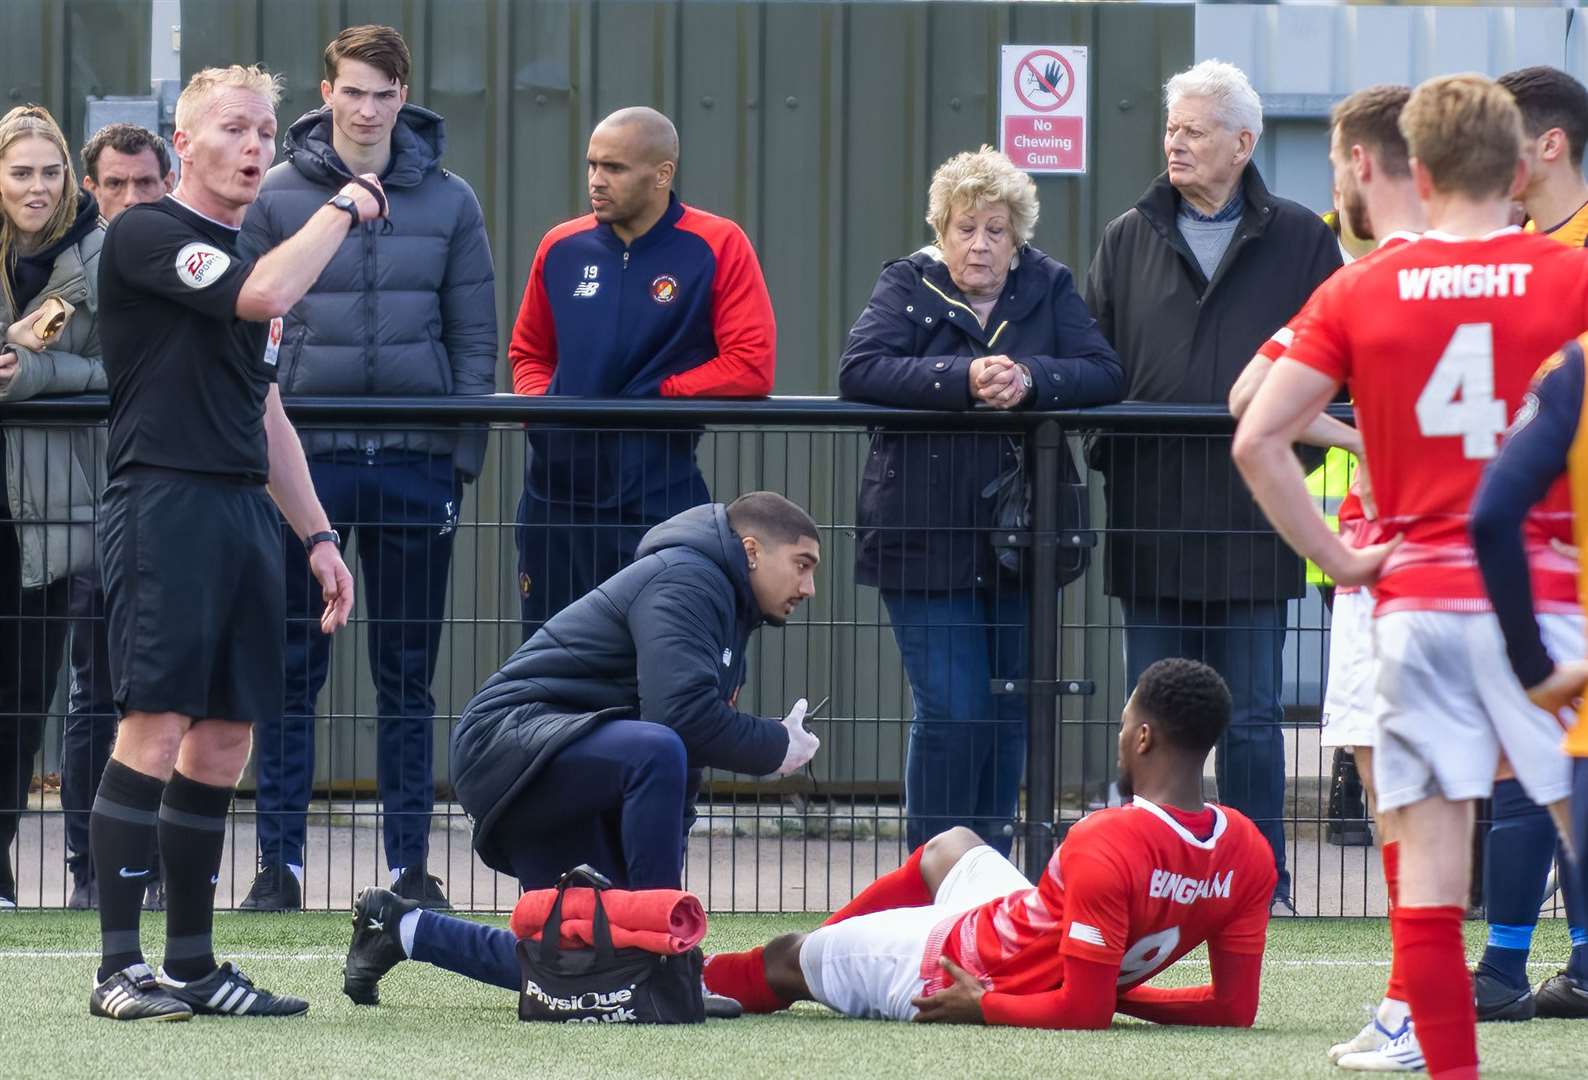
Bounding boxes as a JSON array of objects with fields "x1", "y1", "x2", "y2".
[{"x1": 86, "y1": 65, "x2": 380, "y2": 1022}]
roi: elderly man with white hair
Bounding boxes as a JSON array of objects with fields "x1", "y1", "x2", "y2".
[{"x1": 1083, "y1": 60, "x2": 1341, "y2": 916}]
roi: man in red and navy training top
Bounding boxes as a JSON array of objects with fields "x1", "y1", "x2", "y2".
[{"x1": 508, "y1": 106, "x2": 776, "y2": 638}]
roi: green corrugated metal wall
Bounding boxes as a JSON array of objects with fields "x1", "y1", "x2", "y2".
[{"x1": 3, "y1": 0, "x2": 152, "y2": 143}]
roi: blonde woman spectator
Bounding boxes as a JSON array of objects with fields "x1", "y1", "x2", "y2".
[{"x1": 839, "y1": 146, "x2": 1122, "y2": 854}]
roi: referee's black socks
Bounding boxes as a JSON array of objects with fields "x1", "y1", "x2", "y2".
[
  {"x1": 159, "y1": 771, "x2": 234, "y2": 981},
  {"x1": 91, "y1": 760, "x2": 165, "y2": 982}
]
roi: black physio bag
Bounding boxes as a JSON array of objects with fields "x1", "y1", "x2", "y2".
[{"x1": 515, "y1": 865, "x2": 705, "y2": 1025}]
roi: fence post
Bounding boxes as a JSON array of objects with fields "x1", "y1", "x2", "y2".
[{"x1": 1023, "y1": 418, "x2": 1062, "y2": 882}]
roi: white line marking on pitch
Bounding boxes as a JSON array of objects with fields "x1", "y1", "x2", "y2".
[{"x1": 0, "y1": 951, "x2": 1563, "y2": 969}]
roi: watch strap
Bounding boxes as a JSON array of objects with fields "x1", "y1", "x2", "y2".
[{"x1": 304, "y1": 529, "x2": 340, "y2": 553}]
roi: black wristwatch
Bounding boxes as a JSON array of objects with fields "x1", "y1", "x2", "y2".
[
  {"x1": 304, "y1": 529, "x2": 340, "y2": 553},
  {"x1": 328, "y1": 193, "x2": 360, "y2": 229}
]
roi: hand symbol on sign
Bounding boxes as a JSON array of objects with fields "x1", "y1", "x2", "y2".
[{"x1": 1042, "y1": 61, "x2": 1066, "y2": 94}]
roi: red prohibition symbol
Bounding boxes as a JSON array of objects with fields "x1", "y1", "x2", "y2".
[{"x1": 1014, "y1": 49, "x2": 1076, "y2": 113}]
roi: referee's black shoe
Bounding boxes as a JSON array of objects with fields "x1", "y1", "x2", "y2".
[
  {"x1": 90, "y1": 963, "x2": 193, "y2": 1022},
  {"x1": 238, "y1": 862, "x2": 301, "y2": 912},
  {"x1": 157, "y1": 961, "x2": 308, "y2": 1017},
  {"x1": 343, "y1": 886, "x2": 419, "y2": 1006}
]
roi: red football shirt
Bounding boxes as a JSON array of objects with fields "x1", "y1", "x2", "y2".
[
  {"x1": 925, "y1": 798, "x2": 1275, "y2": 1001},
  {"x1": 1284, "y1": 228, "x2": 1588, "y2": 614},
  {"x1": 1257, "y1": 233, "x2": 1418, "y2": 535}
]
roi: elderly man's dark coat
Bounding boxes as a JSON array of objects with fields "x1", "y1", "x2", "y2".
[{"x1": 1083, "y1": 164, "x2": 1341, "y2": 602}]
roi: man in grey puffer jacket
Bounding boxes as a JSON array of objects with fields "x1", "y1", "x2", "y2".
[{"x1": 237, "y1": 25, "x2": 496, "y2": 912}]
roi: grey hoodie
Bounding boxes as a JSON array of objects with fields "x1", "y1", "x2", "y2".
[{"x1": 239, "y1": 103, "x2": 496, "y2": 476}]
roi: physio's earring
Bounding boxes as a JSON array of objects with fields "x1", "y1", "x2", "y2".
[{"x1": 749, "y1": 561, "x2": 758, "y2": 570}]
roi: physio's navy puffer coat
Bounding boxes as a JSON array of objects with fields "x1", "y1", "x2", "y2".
[
  {"x1": 239, "y1": 104, "x2": 497, "y2": 476},
  {"x1": 450, "y1": 503, "x2": 791, "y2": 875}
]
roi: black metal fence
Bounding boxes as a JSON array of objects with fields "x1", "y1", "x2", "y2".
[{"x1": 0, "y1": 394, "x2": 1507, "y2": 917}]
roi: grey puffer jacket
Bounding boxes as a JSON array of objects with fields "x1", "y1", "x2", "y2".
[
  {"x1": 0, "y1": 223, "x2": 106, "y2": 587},
  {"x1": 239, "y1": 104, "x2": 497, "y2": 476}
]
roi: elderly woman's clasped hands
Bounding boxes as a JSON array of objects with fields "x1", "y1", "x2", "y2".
[{"x1": 968, "y1": 354, "x2": 1031, "y2": 410}]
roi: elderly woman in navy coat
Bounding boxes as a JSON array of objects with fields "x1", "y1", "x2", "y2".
[{"x1": 840, "y1": 146, "x2": 1123, "y2": 854}]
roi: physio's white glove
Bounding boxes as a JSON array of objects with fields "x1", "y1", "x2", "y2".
[{"x1": 774, "y1": 697, "x2": 820, "y2": 777}]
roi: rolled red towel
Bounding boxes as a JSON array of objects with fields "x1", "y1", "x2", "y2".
[{"x1": 510, "y1": 887, "x2": 707, "y2": 954}]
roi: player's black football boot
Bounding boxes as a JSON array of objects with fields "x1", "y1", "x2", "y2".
[
  {"x1": 343, "y1": 885, "x2": 420, "y2": 1005},
  {"x1": 1534, "y1": 971, "x2": 1588, "y2": 1019},
  {"x1": 90, "y1": 963, "x2": 193, "y2": 1022},
  {"x1": 157, "y1": 961, "x2": 309, "y2": 1017},
  {"x1": 1474, "y1": 964, "x2": 1536, "y2": 1022}
]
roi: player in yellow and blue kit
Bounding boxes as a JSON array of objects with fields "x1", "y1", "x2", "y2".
[{"x1": 1473, "y1": 333, "x2": 1588, "y2": 1019}]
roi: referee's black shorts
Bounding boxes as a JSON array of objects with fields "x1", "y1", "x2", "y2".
[{"x1": 100, "y1": 466, "x2": 284, "y2": 726}]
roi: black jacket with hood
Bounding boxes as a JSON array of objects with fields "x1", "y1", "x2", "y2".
[
  {"x1": 450, "y1": 503, "x2": 791, "y2": 875},
  {"x1": 239, "y1": 103, "x2": 497, "y2": 476}
]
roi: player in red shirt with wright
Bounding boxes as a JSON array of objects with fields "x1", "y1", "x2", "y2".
[
  {"x1": 702, "y1": 658, "x2": 1277, "y2": 1028},
  {"x1": 1235, "y1": 75, "x2": 1588, "y2": 1080}
]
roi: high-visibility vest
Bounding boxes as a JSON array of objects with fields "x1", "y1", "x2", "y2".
[{"x1": 1305, "y1": 447, "x2": 1356, "y2": 587}]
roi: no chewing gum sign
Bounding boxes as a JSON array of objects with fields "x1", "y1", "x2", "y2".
[{"x1": 999, "y1": 45, "x2": 1088, "y2": 175}]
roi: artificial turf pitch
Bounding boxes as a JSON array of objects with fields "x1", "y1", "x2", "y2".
[{"x1": 1, "y1": 913, "x2": 1579, "y2": 1079}]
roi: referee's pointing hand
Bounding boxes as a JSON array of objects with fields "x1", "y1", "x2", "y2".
[{"x1": 309, "y1": 542, "x2": 356, "y2": 633}]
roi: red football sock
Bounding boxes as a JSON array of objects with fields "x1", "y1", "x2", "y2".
[
  {"x1": 822, "y1": 845, "x2": 932, "y2": 925},
  {"x1": 1393, "y1": 905, "x2": 1477, "y2": 1080},
  {"x1": 1381, "y1": 841, "x2": 1409, "y2": 1003},
  {"x1": 702, "y1": 947, "x2": 790, "y2": 1014}
]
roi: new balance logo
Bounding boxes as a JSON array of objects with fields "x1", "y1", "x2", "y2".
[
  {"x1": 119, "y1": 867, "x2": 150, "y2": 879},
  {"x1": 572, "y1": 282, "x2": 600, "y2": 298},
  {"x1": 1148, "y1": 868, "x2": 1233, "y2": 904}
]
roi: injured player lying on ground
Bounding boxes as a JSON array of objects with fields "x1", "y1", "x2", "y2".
[{"x1": 703, "y1": 658, "x2": 1278, "y2": 1028}]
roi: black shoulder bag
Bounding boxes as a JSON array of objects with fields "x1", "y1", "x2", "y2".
[
  {"x1": 515, "y1": 865, "x2": 706, "y2": 1025},
  {"x1": 983, "y1": 434, "x2": 1092, "y2": 588}
]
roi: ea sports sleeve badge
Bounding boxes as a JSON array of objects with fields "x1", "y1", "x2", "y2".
[{"x1": 175, "y1": 242, "x2": 232, "y2": 289}]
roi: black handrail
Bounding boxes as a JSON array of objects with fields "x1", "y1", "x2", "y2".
[{"x1": 0, "y1": 393, "x2": 1356, "y2": 430}]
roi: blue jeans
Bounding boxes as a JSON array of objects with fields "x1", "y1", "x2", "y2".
[
  {"x1": 883, "y1": 586, "x2": 1027, "y2": 856},
  {"x1": 254, "y1": 452, "x2": 461, "y2": 872},
  {"x1": 1122, "y1": 598, "x2": 1290, "y2": 897}
]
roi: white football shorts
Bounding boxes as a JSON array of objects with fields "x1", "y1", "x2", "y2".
[
  {"x1": 1371, "y1": 610, "x2": 1580, "y2": 813},
  {"x1": 1321, "y1": 589, "x2": 1377, "y2": 750},
  {"x1": 798, "y1": 845, "x2": 1030, "y2": 1022}
]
